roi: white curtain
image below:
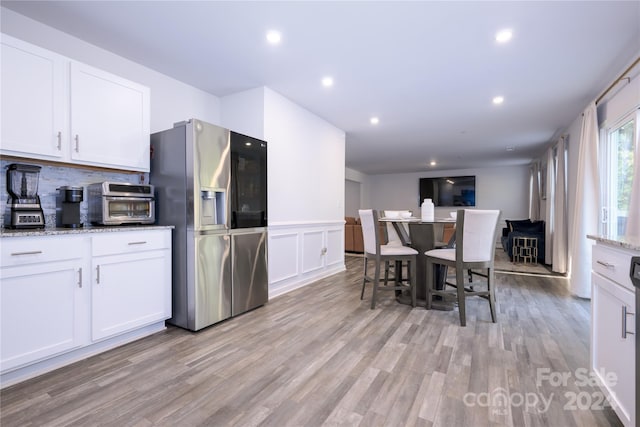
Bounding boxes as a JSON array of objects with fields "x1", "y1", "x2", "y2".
[
  {"x1": 625, "y1": 117, "x2": 640, "y2": 239},
  {"x1": 552, "y1": 138, "x2": 568, "y2": 273},
  {"x1": 569, "y1": 103, "x2": 600, "y2": 298},
  {"x1": 544, "y1": 148, "x2": 555, "y2": 264},
  {"x1": 529, "y1": 163, "x2": 541, "y2": 221}
]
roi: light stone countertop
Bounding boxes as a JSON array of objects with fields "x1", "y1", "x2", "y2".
[
  {"x1": 587, "y1": 234, "x2": 640, "y2": 252},
  {"x1": 1, "y1": 224, "x2": 174, "y2": 238}
]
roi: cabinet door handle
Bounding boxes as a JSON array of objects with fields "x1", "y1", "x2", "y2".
[
  {"x1": 75, "y1": 134, "x2": 80, "y2": 152},
  {"x1": 128, "y1": 241, "x2": 147, "y2": 245},
  {"x1": 96, "y1": 265, "x2": 100, "y2": 284},
  {"x1": 57, "y1": 131, "x2": 62, "y2": 150},
  {"x1": 78, "y1": 267, "x2": 82, "y2": 288},
  {"x1": 596, "y1": 260, "x2": 614, "y2": 269},
  {"x1": 622, "y1": 306, "x2": 635, "y2": 338},
  {"x1": 10, "y1": 250, "x2": 43, "y2": 256}
]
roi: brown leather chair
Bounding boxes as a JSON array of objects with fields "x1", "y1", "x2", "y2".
[
  {"x1": 352, "y1": 219, "x2": 364, "y2": 253},
  {"x1": 345, "y1": 217, "x2": 357, "y2": 252}
]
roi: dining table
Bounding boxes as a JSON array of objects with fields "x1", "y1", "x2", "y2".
[{"x1": 379, "y1": 216, "x2": 457, "y2": 310}]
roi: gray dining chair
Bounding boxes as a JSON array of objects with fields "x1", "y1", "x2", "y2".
[
  {"x1": 424, "y1": 209, "x2": 501, "y2": 326},
  {"x1": 359, "y1": 209, "x2": 418, "y2": 309}
]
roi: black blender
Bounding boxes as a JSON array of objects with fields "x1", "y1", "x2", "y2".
[{"x1": 5, "y1": 163, "x2": 45, "y2": 229}]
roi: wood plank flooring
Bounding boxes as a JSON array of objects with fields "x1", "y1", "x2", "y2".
[{"x1": 0, "y1": 256, "x2": 623, "y2": 426}]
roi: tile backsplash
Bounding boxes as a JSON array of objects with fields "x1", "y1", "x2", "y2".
[{"x1": 1, "y1": 159, "x2": 148, "y2": 228}]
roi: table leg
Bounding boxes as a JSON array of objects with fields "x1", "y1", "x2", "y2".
[{"x1": 389, "y1": 222, "x2": 454, "y2": 311}]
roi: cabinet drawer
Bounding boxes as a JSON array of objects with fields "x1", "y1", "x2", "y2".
[
  {"x1": 1, "y1": 236, "x2": 83, "y2": 267},
  {"x1": 92, "y1": 230, "x2": 170, "y2": 256},
  {"x1": 592, "y1": 244, "x2": 634, "y2": 291}
]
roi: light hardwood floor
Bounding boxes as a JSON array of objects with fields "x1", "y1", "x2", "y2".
[{"x1": 0, "y1": 257, "x2": 623, "y2": 427}]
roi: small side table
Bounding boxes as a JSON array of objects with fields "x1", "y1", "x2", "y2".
[{"x1": 512, "y1": 236, "x2": 538, "y2": 264}]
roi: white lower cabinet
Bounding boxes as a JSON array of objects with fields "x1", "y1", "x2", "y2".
[
  {"x1": 91, "y1": 231, "x2": 171, "y2": 341},
  {"x1": 591, "y1": 243, "x2": 636, "y2": 427},
  {"x1": 0, "y1": 228, "x2": 171, "y2": 386},
  {"x1": 0, "y1": 239, "x2": 86, "y2": 371}
]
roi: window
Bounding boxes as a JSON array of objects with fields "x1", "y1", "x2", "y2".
[{"x1": 600, "y1": 110, "x2": 638, "y2": 237}]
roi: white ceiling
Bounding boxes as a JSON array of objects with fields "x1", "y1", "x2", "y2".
[{"x1": 3, "y1": 1, "x2": 639, "y2": 175}]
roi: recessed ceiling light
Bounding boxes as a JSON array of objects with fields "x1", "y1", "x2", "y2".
[
  {"x1": 493, "y1": 96, "x2": 504, "y2": 105},
  {"x1": 266, "y1": 30, "x2": 281, "y2": 44},
  {"x1": 430, "y1": 161, "x2": 437, "y2": 166},
  {"x1": 370, "y1": 117, "x2": 379, "y2": 125},
  {"x1": 322, "y1": 76, "x2": 334, "y2": 87},
  {"x1": 496, "y1": 29, "x2": 513, "y2": 43}
]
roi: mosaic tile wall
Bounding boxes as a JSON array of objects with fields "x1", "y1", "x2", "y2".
[{"x1": 1, "y1": 159, "x2": 148, "y2": 228}]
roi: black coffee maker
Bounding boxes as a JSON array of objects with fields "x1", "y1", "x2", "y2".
[{"x1": 56, "y1": 186, "x2": 84, "y2": 228}]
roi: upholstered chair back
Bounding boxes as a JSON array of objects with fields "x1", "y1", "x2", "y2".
[
  {"x1": 459, "y1": 209, "x2": 500, "y2": 262},
  {"x1": 358, "y1": 209, "x2": 379, "y2": 255}
]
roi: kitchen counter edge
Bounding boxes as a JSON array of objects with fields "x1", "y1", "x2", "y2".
[
  {"x1": 1, "y1": 225, "x2": 174, "y2": 238},
  {"x1": 587, "y1": 234, "x2": 640, "y2": 251}
]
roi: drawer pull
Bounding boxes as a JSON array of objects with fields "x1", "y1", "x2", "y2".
[
  {"x1": 96, "y1": 265, "x2": 100, "y2": 284},
  {"x1": 78, "y1": 268, "x2": 82, "y2": 288},
  {"x1": 74, "y1": 134, "x2": 80, "y2": 152},
  {"x1": 10, "y1": 251, "x2": 43, "y2": 256},
  {"x1": 596, "y1": 260, "x2": 615, "y2": 269},
  {"x1": 128, "y1": 241, "x2": 147, "y2": 245},
  {"x1": 622, "y1": 306, "x2": 635, "y2": 339},
  {"x1": 57, "y1": 131, "x2": 62, "y2": 150}
]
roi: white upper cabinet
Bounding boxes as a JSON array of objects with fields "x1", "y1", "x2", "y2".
[
  {"x1": 1, "y1": 35, "x2": 67, "y2": 159},
  {"x1": 0, "y1": 34, "x2": 150, "y2": 172},
  {"x1": 70, "y1": 62, "x2": 150, "y2": 171}
]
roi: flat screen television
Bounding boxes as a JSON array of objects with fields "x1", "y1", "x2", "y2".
[{"x1": 419, "y1": 175, "x2": 476, "y2": 207}]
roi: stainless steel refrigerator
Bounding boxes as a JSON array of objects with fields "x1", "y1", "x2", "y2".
[{"x1": 150, "y1": 119, "x2": 268, "y2": 331}]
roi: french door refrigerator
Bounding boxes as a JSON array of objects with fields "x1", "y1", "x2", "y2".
[{"x1": 150, "y1": 119, "x2": 268, "y2": 331}]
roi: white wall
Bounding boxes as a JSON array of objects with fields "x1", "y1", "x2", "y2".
[
  {"x1": 345, "y1": 167, "x2": 371, "y2": 211},
  {"x1": 366, "y1": 165, "x2": 530, "y2": 226},
  {"x1": 222, "y1": 87, "x2": 346, "y2": 223},
  {"x1": 1, "y1": 8, "x2": 221, "y2": 132},
  {"x1": 263, "y1": 88, "x2": 346, "y2": 296},
  {"x1": 221, "y1": 87, "x2": 266, "y2": 139},
  {"x1": 345, "y1": 180, "x2": 361, "y2": 218},
  {"x1": 220, "y1": 86, "x2": 347, "y2": 297},
  {"x1": 264, "y1": 88, "x2": 346, "y2": 223}
]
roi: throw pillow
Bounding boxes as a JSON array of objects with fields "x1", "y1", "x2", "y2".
[
  {"x1": 506, "y1": 219, "x2": 532, "y2": 232},
  {"x1": 512, "y1": 221, "x2": 544, "y2": 233}
]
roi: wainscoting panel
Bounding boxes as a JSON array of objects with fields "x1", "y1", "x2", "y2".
[
  {"x1": 302, "y1": 230, "x2": 324, "y2": 274},
  {"x1": 267, "y1": 232, "x2": 299, "y2": 284},
  {"x1": 268, "y1": 221, "x2": 345, "y2": 299},
  {"x1": 325, "y1": 228, "x2": 343, "y2": 267}
]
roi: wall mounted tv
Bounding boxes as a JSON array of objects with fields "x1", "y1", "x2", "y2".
[{"x1": 419, "y1": 176, "x2": 476, "y2": 207}]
